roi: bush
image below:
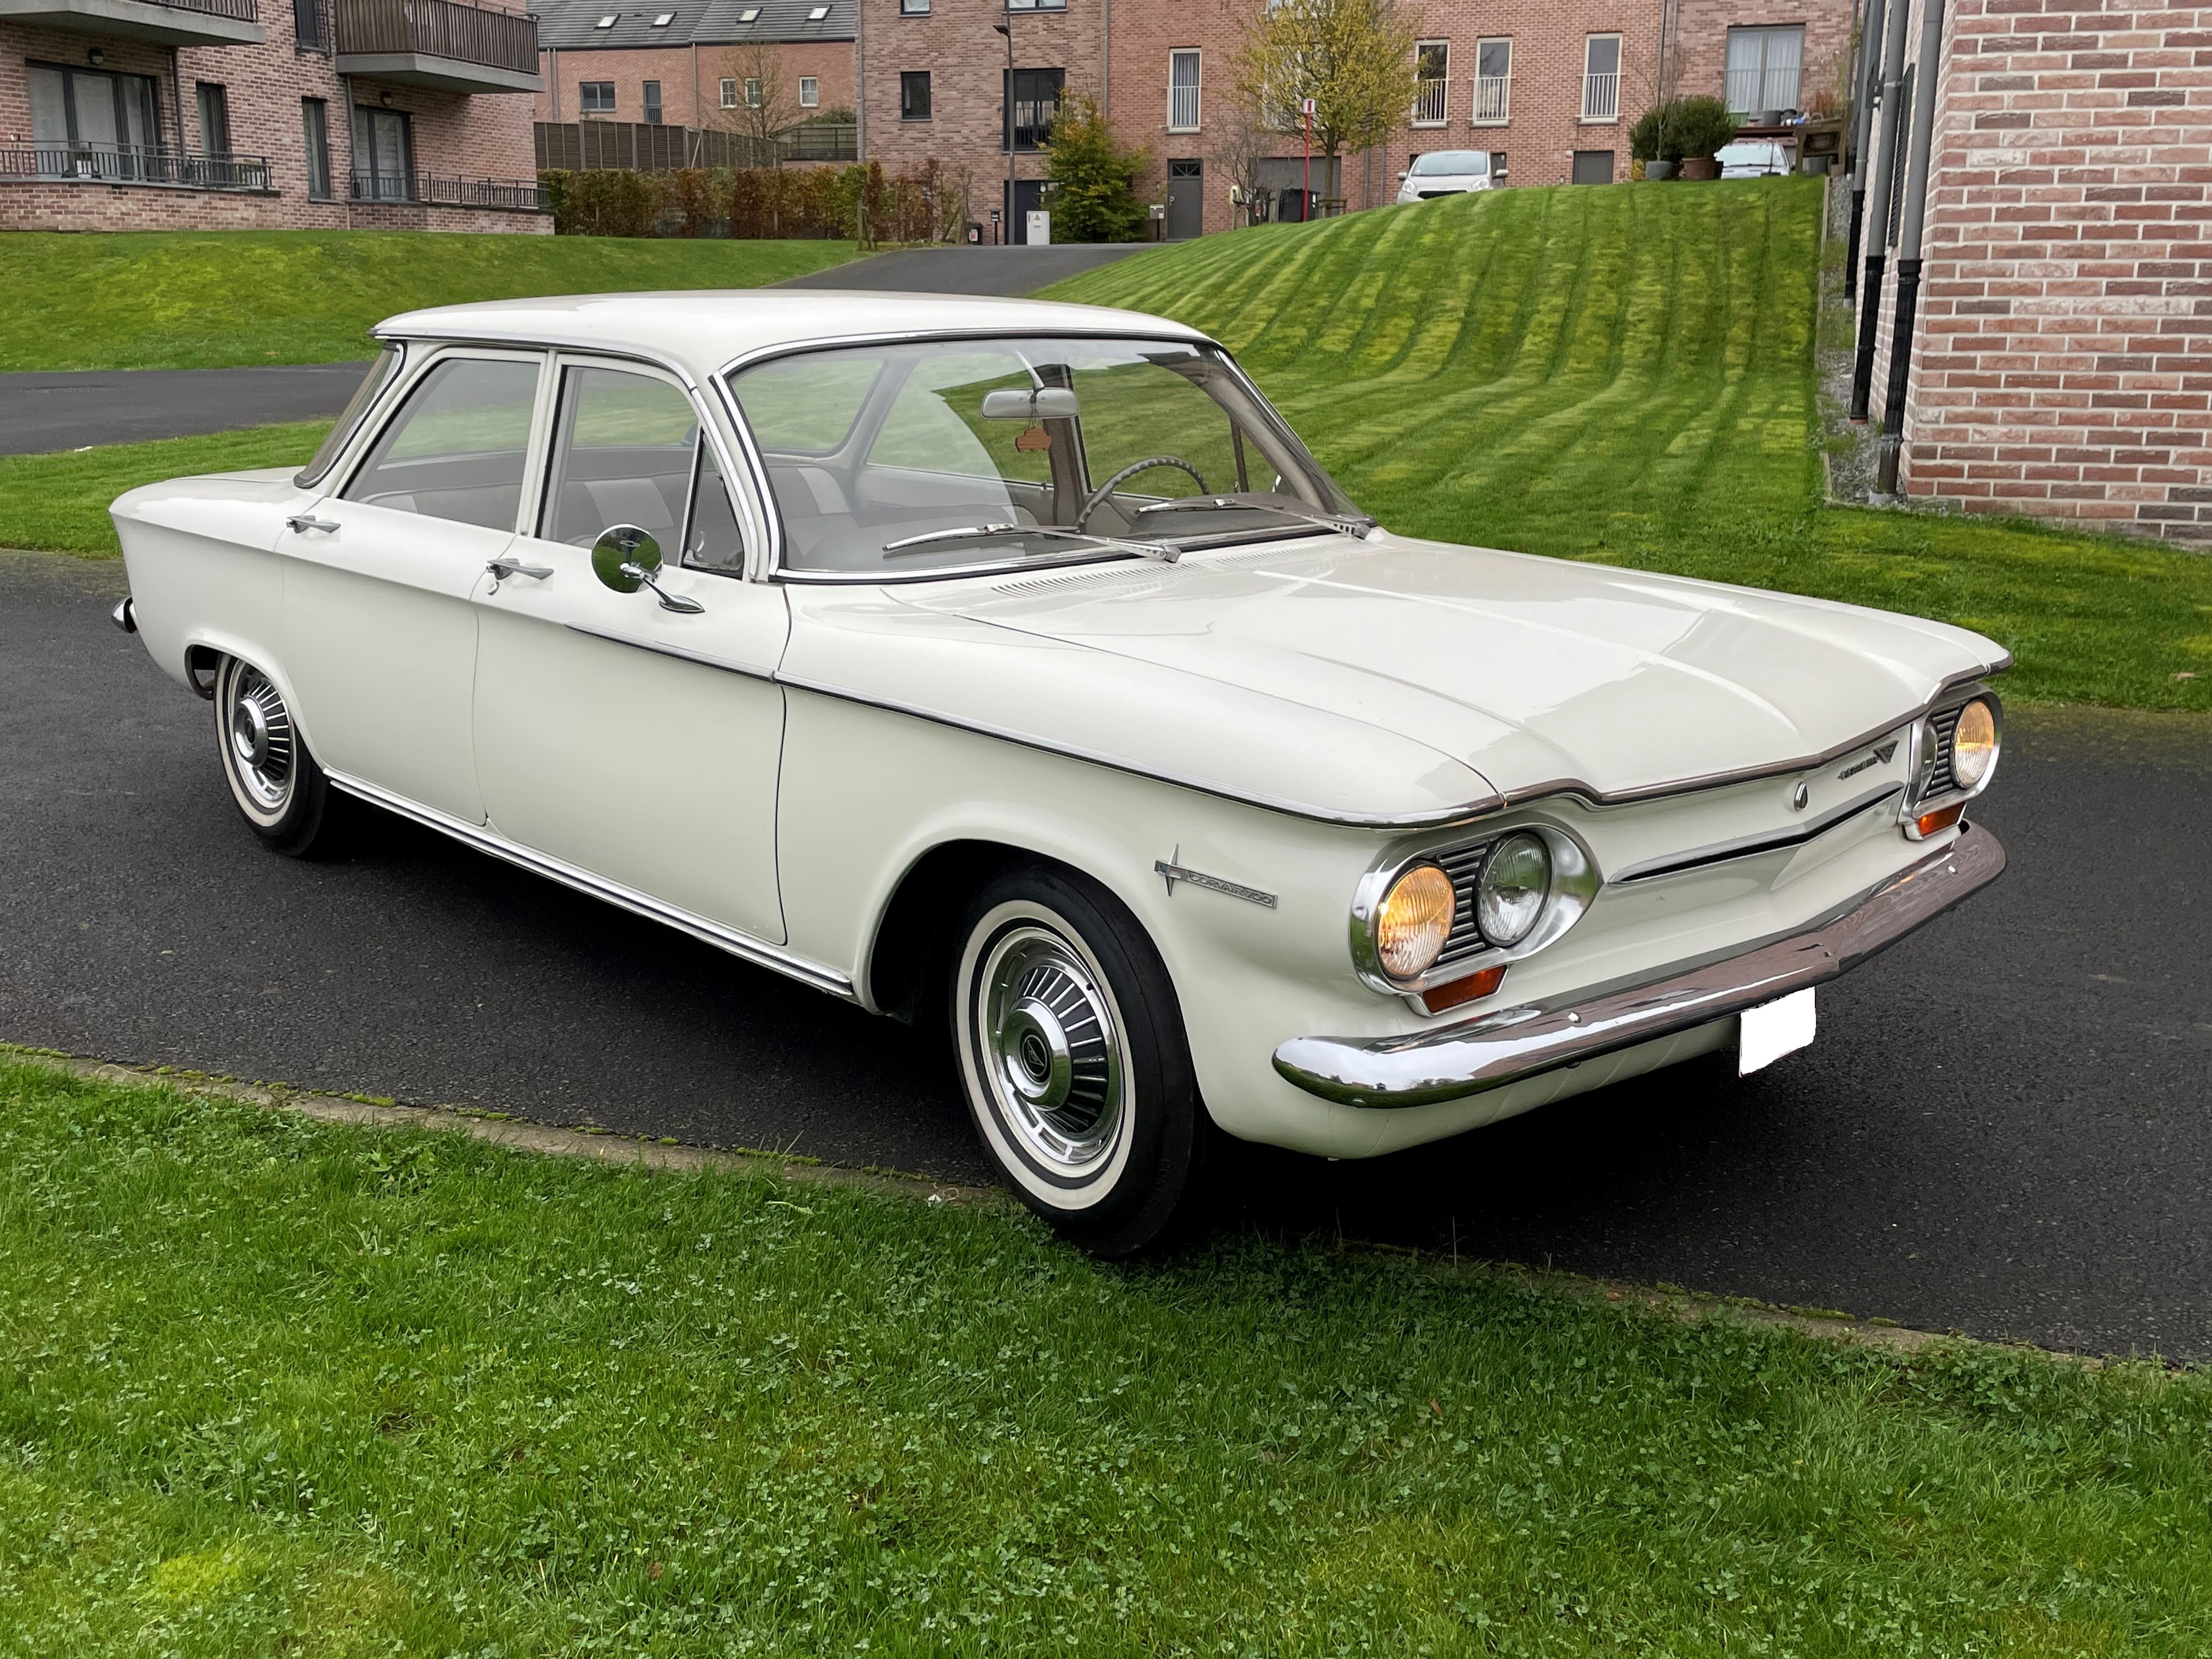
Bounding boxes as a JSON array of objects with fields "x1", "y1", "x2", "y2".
[
  {"x1": 540, "y1": 160, "x2": 959, "y2": 242},
  {"x1": 1647, "y1": 94, "x2": 1739, "y2": 162},
  {"x1": 543, "y1": 168, "x2": 668, "y2": 238},
  {"x1": 1045, "y1": 94, "x2": 1149, "y2": 242}
]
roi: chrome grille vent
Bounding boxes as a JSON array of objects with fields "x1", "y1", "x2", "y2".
[
  {"x1": 1434, "y1": 838, "x2": 1496, "y2": 967},
  {"x1": 1922, "y1": 704, "x2": 1965, "y2": 799}
]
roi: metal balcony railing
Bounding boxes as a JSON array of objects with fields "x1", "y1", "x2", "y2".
[
  {"x1": 1472, "y1": 74, "x2": 1510, "y2": 125},
  {"x1": 777, "y1": 122, "x2": 857, "y2": 162},
  {"x1": 1413, "y1": 77, "x2": 1447, "y2": 126},
  {"x1": 1, "y1": 142, "x2": 269, "y2": 189},
  {"x1": 1169, "y1": 81, "x2": 1199, "y2": 132},
  {"x1": 333, "y1": 0, "x2": 536, "y2": 75},
  {"x1": 350, "y1": 170, "x2": 548, "y2": 208},
  {"x1": 135, "y1": 0, "x2": 259, "y2": 18},
  {"x1": 1582, "y1": 70, "x2": 1620, "y2": 122}
]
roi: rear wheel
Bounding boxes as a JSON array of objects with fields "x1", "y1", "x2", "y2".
[
  {"x1": 951, "y1": 865, "x2": 1214, "y2": 1255},
  {"x1": 213, "y1": 654, "x2": 335, "y2": 857}
]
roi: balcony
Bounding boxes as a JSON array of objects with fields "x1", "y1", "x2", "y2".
[
  {"x1": 1, "y1": 140, "x2": 270, "y2": 189},
  {"x1": 334, "y1": 0, "x2": 540, "y2": 94},
  {"x1": 777, "y1": 122, "x2": 857, "y2": 163},
  {"x1": 0, "y1": 0, "x2": 262, "y2": 47},
  {"x1": 1472, "y1": 74, "x2": 1509, "y2": 125},
  {"x1": 1412, "y1": 77, "x2": 1447, "y2": 127},
  {"x1": 1581, "y1": 70, "x2": 1620, "y2": 123},
  {"x1": 350, "y1": 170, "x2": 547, "y2": 210}
]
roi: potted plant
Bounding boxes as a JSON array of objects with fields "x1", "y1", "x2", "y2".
[
  {"x1": 1667, "y1": 95, "x2": 1739, "y2": 180},
  {"x1": 1629, "y1": 105, "x2": 1675, "y2": 179}
]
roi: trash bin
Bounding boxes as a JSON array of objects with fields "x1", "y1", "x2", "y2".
[{"x1": 964, "y1": 221, "x2": 984, "y2": 244}]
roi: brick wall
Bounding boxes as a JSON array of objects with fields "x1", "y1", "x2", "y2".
[
  {"x1": 535, "y1": 40, "x2": 855, "y2": 126},
  {"x1": 0, "y1": 15, "x2": 544, "y2": 232},
  {"x1": 1866, "y1": 0, "x2": 2212, "y2": 538}
]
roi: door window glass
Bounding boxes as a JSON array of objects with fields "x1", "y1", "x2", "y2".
[
  {"x1": 342, "y1": 356, "x2": 541, "y2": 529},
  {"x1": 541, "y1": 365, "x2": 702, "y2": 548},
  {"x1": 684, "y1": 442, "x2": 747, "y2": 570}
]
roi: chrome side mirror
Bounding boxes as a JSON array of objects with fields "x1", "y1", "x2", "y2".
[{"x1": 591, "y1": 524, "x2": 703, "y2": 614}]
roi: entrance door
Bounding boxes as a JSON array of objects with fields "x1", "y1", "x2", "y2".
[
  {"x1": 1005, "y1": 178, "x2": 1049, "y2": 244},
  {"x1": 471, "y1": 357, "x2": 789, "y2": 944},
  {"x1": 1165, "y1": 159, "x2": 1203, "y2": 240},
  {"x1": 283, "y1": 349, "x2": 544, "y2": 822},
  {"x1": 1571, "y1": 149, "x2": 1616, "y2": 184}
]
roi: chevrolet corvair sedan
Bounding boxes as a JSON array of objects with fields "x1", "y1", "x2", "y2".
[{"x1": 111, "y1": 292, "x2": 2006, "y2": 1253}]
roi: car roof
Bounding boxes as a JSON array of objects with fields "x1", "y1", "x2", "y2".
[{"x1": 373, "y1": 290, "x2": 1217, "y2": 382}]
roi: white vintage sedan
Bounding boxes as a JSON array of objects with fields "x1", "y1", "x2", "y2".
[{"x1": 111, "y1": 291, "x2": 2007, "y2": 1252}]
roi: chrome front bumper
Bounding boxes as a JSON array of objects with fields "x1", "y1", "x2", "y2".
[{"x1": 1273, "y1": 824, "x2": 2006, "y2": 1110}]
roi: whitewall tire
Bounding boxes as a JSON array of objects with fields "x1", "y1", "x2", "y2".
[{"x1": 213, "y1": 654, "x2": 336, "y2": 857}]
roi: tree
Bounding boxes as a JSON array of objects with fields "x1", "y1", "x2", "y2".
[
  {"x1": 1210, "y1": 101, "x2": 1273, "y2": 225},
  {"x1": 710, "y1": 42, "x2": 794, "y2": 164},
  {"x1": 1045, "y1": 94, "x2": 1149, "y2": 242},
  {"x1": 1231, "y1": 0, "x2": 1420, "y2": 183}
]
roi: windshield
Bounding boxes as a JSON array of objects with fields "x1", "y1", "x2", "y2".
[
  {"x1": 727, "y1": 335, "x2": 1363, "y2": 577},
  {"x1": 1411, "y1": 150, "x2": 1488, "y2": 176}
]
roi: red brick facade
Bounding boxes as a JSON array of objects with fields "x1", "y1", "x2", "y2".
[
  {"x1": 1, "y1": 8, "x2": 546, "y2": 231},
  {"x1": 536, "y1": 40, "x2": 854, "y2": 126},
  {"x1": 1867, "y1": 0, "x2": 2212, "y2": 538}
]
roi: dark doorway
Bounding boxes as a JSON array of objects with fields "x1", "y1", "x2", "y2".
[
  {"x1": 1165, "y1": 158, "x2": 1202, "y2": 240},
  {"x1": 1571, "y1": 149, "x2": 1615, "y2": 184},
  {"x1": 1003, "y1": 177, "x2": 1049, "y2": 242}
]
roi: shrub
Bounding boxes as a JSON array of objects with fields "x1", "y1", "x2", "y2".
[
  {"x1": 666, "y1": 168, "x2": 722, "y2": 238},
  {"x1": 1045, "y1": 94, "x2": 1149, "y2": 242},
  {"x1": 1629, "y1": 96, "x2": 1740, "y2": 163}
]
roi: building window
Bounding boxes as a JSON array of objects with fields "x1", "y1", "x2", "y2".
[
  {"x1": 1581, "y1": 35, "x2": 1620, "y2": 122},
  {"x1": 27, "y1": 63, "x2": 160, "y2": 176},
  {"x1": 196, "y1": 82, "x2": 230, "y2": 153},
  {"x1": 643, "y1": 80, "x2": 662, "y2": 123},
  {"x1": 720, "y1": 77, "x2": 738, "y2": 108},
  {"x1": 352, "y1": 104, "x2": 413, "y2": 201},
  {"x1": 302, "y1": 97, "x2": 331, "y2": 198},
  {"x1": 1003, "y1": 66, "x2": 1063, "y2": 150},
  {"x1": 901, "y1": 70, "x2": 931, "y2": 120},
  {"x1": 1472, "y1": 37, "x2": 1510, "y2": 124},
  {"x1": 293, "y1": 0, "x2": 326, "y2": 51},
  {"x1": 901, "y1": 0, "x2": 928, "y2": 12},
  {"x1": 1168, "y1": 49, "x2": 1199, "y2": 132},
  {"x1": 1413, "y1": 41, "x2": 1447, "y2": 126},
  {"x1": 744, "y1": 77, "x2": 763, "y2": 107},
  {"x1": 1724, "y1": 25, "x2": 1804, "y2": 115},
  {"x1": 579, "y1": 80, "x2": 615, "y2": 114},
  {"x1": 1006, "y1": 0, "x2": 1066, "y2": 12},
  {"x1": 799, "y1": 76, "x2": 819, "y2": 107}
]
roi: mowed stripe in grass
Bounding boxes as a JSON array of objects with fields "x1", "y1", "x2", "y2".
[
  {"x1": 7, "y1": 1057, "x2": 2212, "y2": 1655},
  {"x1": 0, "y1": 230, "x2": 857, "y2": 373},
  {"x1": 1049, "y1": 181, "x2": 2212, "y2": 713}
]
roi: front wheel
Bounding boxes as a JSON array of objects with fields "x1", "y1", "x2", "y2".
[
  {"x1": 951, "y1": 865, "x2": 1214, "y2": 1255},
  {"x1": 213, "y1": 654, "x2": 336, "y2": 857}
]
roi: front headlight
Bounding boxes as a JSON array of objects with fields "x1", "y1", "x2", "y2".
[
  {"x1": 1476, "y1": 832, "x2": 1551, "y2": 946},
  {"x1": 1374, "y1": 864, "x2": 1454, "y2": 978},
  {"x1": 1950, "y1": 698, "x2": 1998, "y2": 789}
]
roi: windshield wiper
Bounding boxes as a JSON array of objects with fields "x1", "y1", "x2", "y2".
[
  {"x1": 881, "y1": 523, "x2": 1180, "y2": 563},
  {"x1": 1135, "y1": 493, "x2": 1376, "y2": 538}
]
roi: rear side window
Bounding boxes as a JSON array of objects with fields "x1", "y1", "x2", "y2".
[
  {"x1": 294, "y1": 345, "x2": 403, "y2": 488},
  {"x1": 340, "y1": 356, "x2": 542, "y2": 531}
]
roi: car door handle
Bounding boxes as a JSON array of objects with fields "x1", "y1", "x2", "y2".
[
  {"x1": 487, "y1": 556, "x2": 555, "y2": 584},
  {"x1": 286, "y1": 515, "x2": 340, "y2": 535}
]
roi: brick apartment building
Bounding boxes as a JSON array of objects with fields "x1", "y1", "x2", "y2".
[
  {"x1": 2, "y1": 0, "x2": 549, "y2": 229},
  {"x1": 533, "y1": 0, "x2": 854, "y2": 131},
  {"x1": 1855, "y1": 0, "x2": 2212, "y2": 539},
  {"x1": 858, "y1": 0, "x2": 1855, "y2": 238}
]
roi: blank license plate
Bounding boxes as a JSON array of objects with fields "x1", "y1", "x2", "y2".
[{"x1": 1739, "y1": 987, "x2": 1817, "y2": 1075}]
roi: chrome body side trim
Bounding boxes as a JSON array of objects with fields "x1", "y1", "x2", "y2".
[
  {"x1": 323, "y1": 769, "x2": 854, "y2": 998},
  {"x1": 563, "y1": 624, "x2": 778, "y2": 683},
  {"x1": 773, "y1": 673, "x2": 1509, "y2": 831},
  {"x1": 1607, "y1": 783, "x2": 1904, "y2": 885},
  {"x1": 1274, "y1": 823, "x2": 2006, "y2": 1109}
]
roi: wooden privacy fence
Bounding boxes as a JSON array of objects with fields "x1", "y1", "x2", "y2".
[{"x1": 533, "y1": 121, "x2": 855, "y2": 173}]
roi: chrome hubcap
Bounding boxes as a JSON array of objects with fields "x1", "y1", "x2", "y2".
[
  {"x1": 977, "y1": 926, "x2": 1123, "y2": 1176},
  {"x1": 225, "y1": 666, "x2": 294, "y2": 811}
]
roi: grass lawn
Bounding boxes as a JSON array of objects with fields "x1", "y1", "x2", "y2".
[
  {"x1": 7, "y1": 1056, "x2": 2212, "y2": 1656},
  {"x1": 1047, "y1": 180, "x2": 2212, "y2": 715},
  {"x1": 0, "y1": 232, "x2": 855, "y2": 372},
  {"x1": 0, "y1": 422, "x2": 330, "y2": 555}
]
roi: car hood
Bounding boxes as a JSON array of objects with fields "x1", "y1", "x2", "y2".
[{"x1": 893, "y1": 533, "x2": 2007, "y2": 811}]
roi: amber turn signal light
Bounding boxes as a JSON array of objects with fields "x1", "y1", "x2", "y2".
[
  {"x1": 1420, "y1": 963, "x2": 1508, "y2": 1016},
  {"x1": 1915, "y1": 801, "x2": 1965, "y2": 838}
]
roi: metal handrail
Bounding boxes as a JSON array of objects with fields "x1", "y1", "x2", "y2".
[
  {"x1": 333, "y1": 0, "x2": 537, "y2": 74},
  {"x1": 1472, "y1": 74, "x2": 1509, "y2": 124},
  {"x1": 0, "y1": 142, "x2": 269, "y2": 189},
  {"x1": 350, "y1": 170, "x2": 548, "y2": 208},
  {"x1": 1413, "y1": 77, "x2": 1447, "y2": 125},
  {"x1": 1582, "y1": 70, "x2": 1620, "y2": 122}
]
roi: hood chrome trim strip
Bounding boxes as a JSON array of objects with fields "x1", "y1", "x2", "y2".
[{"x1": 1607, "y1": 783, "x2": 1904, "y2": 885}]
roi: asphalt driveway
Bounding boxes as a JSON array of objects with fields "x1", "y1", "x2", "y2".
[
  {"x1": 5, "y1": 550, "x2": 2209, "y2": 1358},
  {"x1": 0, "y1": 244, "x2": 1146, "y2": 456}
]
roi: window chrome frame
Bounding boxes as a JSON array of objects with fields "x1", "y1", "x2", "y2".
[
  {"x1": 711, "y1": 328, "x2": 1362, "y2": 586},
  {"x1": 329, "y1": 342, "x2": 552, "y2": 533},
  {"x1": 1348, "y1": 819, "x2": 1602, "y2": 1007}
]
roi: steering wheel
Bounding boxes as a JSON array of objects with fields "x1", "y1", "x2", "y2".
[{"x1": 1073, "y1": 456, "x2": 1208, "y2": 533}]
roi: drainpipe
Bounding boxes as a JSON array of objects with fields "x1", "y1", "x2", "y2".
[
  {"x1": 1101, "y1": 0, "x2": 1109, "y2": 121},
  {"x1": 1849, "y1": 0, "x2": 1912, "y2": 419},
  {"x1": 853, "y1": 0, "x2": 865, "y2": 161},
  {"x1": 1843, "y1": 0, "x2": 1884, "y2": 303},
  {"x1": 1876, "y1": 0, "x2": 1946, "y2": 493}
]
